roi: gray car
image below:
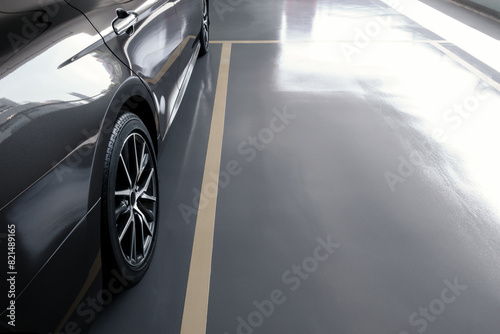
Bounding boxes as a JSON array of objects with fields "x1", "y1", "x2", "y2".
[{"x1": 0, "y1": 0, "x2": 209, "y2": 332}]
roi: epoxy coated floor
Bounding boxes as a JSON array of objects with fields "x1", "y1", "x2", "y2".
[{"x1": 90, "y1": 1, "x2": 500, "y2": 333}]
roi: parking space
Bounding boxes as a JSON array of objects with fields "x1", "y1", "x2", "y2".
[{"x1": 90, "y1": 1, "x2": 500, "y2": 333}]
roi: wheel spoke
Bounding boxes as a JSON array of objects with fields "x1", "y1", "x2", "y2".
[
  {"x1": 140, "y1": 193, "x2": 157, "y2": 202},
  {"x1": 138, "y1": 144, "x2": 147, "y2": 181},
  {"x1": 137, "y1": 213, "x2": 146, "y2": 256},
  {"x1": 137, "y1": 169, "x2": 155, "y2": 197},
  {"x1": 133, "y1": 135, "x2": 140, "y2": 182},
  {"x1": 115, "y1": 189, "x2": 131, "y2": 197},
  {"x1": 130, "y1": 217, "x2": 137, "y2": 263},
  {"x1": 137, "y1": 200, "x2": 154, "y2": 221},
  {"x1": 120, "y1": 153, "x2": 133, "y2": 187},
  {"x1": 118, "y1": 211, "x2": 134, "y2": 243},
  {"x1": 135, "y1": 205, "x2": 154, "y2": 233},
  {"x1": 143, "y1": 220, "x2": 154, "y2": 237}
]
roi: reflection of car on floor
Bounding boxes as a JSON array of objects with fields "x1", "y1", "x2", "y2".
[{"x1": 0, "y1": 0, "x2": 209, "y2": 332}]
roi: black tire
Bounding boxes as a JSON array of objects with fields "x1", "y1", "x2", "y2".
[
  {"x1": 199, "y1": 0, "x2": 209, "y2": 57},
  {"x1": 101, "y1": 112, "x2": 159, "y2": 288}
]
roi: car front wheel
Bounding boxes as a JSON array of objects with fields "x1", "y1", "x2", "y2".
[
  {"x1": 199, "y1": 0, "x2": 209, "y2": 56},
  {"x1": 102, "y1": 112, "x2": 159, "y2": 287}
]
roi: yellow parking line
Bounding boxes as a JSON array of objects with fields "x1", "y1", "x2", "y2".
[{"x1": 180, "y1": 42, "x2": 232, "y2": 334}]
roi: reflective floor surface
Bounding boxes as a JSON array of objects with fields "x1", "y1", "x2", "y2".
[{"x1": 90, "y1": 1, "x2": 500, "y2": 333}]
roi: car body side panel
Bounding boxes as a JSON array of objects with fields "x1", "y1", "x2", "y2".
[
  {"x1": 0, "y1": 0, "x2": 204, "y2": 330},
  {"x1": 176, "y1": 0, "x2": 203, "y2": 87},
  {"x1": 0, "y1": 201, "x2": 102, "y2": 333},
  {"x1": 67, "y1": 0, "x2": 182, "y2": 139},
  {"x1": 0, "y1": 75, "x2": 159, "y2": 334},
  {"x1": 0, "y1": 1, "x2": 126, "y2": 210},
  {"x1": 0, "y1": 1, "x2": 142, "y2": 328}
]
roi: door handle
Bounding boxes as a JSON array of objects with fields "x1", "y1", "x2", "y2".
[{"x1": 112, "y1": 8, "x2": 138, "y2": 36}]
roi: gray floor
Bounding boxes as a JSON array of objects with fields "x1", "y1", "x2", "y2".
[{"x1": 90, "y1": 1, "x2": 500, "y2": 333}]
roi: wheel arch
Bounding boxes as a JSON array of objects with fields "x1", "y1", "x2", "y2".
[
  {"x1": 87, "y1": 76, "x2": 159, "y2": 208},
  {"x1": 122, "y1": 94, "x2": 159, "y2": 154}
]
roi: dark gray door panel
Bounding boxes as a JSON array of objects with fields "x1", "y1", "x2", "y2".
[{"x1": 67, "y1": 0, "x2": 182, "y2": 137}]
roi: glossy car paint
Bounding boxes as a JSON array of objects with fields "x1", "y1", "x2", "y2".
[
  {"x1": 0, "y1": 0, "x2": 205, "y2": 332},
  {"x1": 66, "y1": 0, "x2": 204, "y2": 134}
]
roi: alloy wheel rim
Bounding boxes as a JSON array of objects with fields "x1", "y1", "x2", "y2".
[
  {"x1": 114, "y1": 132, "x2": 157, "y2": 267},
  {"x1": 203, "y1": 0, "x2": 209, "y2": 48}
]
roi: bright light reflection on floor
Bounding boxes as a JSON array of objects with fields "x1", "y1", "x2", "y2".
[{"x1": 381, "y1": 0, "x2": 500, "y2": 72}]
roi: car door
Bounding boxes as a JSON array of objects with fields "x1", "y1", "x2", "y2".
[{"x1": 67, "y1": 0, "x2": 182, "y2": 138}]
